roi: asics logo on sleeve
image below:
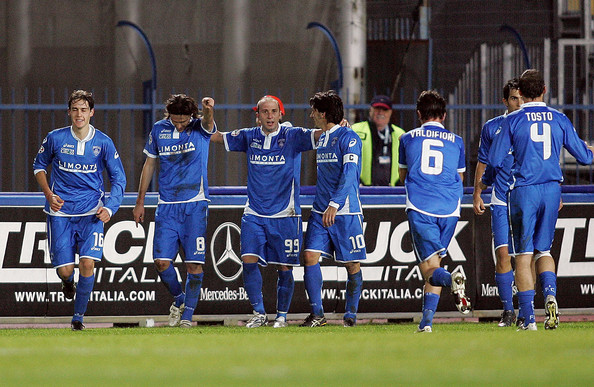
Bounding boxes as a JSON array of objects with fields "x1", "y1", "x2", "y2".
[{"x1": 349, "y1": 138, "x2": 357, "y2": 147}]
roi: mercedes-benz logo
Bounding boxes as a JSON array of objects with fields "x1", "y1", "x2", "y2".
[{"x1": 210, "y1": 222, "x2": 243, "y2": 282}]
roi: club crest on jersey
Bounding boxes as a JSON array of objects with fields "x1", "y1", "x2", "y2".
[
  {"x1": 93, "y1": 146, "x2": 101, "y2": 156},
  {"x1": 331, "y1": 137, "x2": 339, "y2": 147},
  {"x1": 277, "y1": 138, "x2": 285, "y2": 148}
]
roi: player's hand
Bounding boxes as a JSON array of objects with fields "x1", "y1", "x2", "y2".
[
  {"x1": 96, "y1": 207, "x2": 111, "y2": 223},
  {"x1": 133, "y1": 203, "x2": 145, "y2": 226},
  {"x1": 473, "y1": 195, "x2": 485, "y2": 215},
  {"x1": 339, "y1": 118, "x2": 351, "y2": 128},
  {"x1": 48, "y1": 194, "x2": 64, "y2": 212},
  {"x1": 322, "y1": 206, "x2": 338, "y2": 228},
  {"x1": 202, "y1": 97, "x2": 214, "y2": 113},
  {"x1": 559, "y1": 198, "x2": 563, "y2": 212}
]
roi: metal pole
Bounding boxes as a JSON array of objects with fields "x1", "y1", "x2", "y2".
[
  {"x1": 307, "y1": 22, "x2": 344, "y2": 95},
  {"x1": 116, "y1": 20, "x2": 157, "y2": 125}
]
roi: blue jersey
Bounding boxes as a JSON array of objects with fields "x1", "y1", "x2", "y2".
[
  {"x1": 312, "y1": 125, "x2": 363, "y2": 215},
  {"x1": 399, "y1": 122, "x2": 465, "y2": 217},
  {"x1": 489, "y1": 102, "x2": 593, "y2": 188},
  {"x1": 477, "y1": 114, "x2": 513, "y2": 205},
  {"x1": 33, "y1": 125, "x2": 126, "y2": 216},
  {"x1": 144, "y1": 118, "x2": 214, "y2": 203},
  {"x1": 224, "y1": 125, "x2": 316, "y2": 217}
]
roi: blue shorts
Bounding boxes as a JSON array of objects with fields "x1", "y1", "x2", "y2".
[
  {"x1": 406, "y1": 210, "x2": 458, "y2": 263},
  {"x1": 47, "y1": 214, "x2": 104, "y2": 268},
  {"x1": 154, "y1": 201, "x2": 208, "y2": 263},
  {"x1": 303, "y1": 212, "x2": 366, "y2": 263},
  {"x1": 240, "y1": 214, "x2": 302, "y2": 267},
  {"x1": 490, "y1": 204, "x2": 509, "y2": 250},
  {"x1": 508, "y1": 182, "x2": 561, "y2": 256}
]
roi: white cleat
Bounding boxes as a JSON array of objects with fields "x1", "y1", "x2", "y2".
[
  {"x1": 451, "y1": 272, "x2": 471, "y2": 314},
  {"x1": 168, "y1": 303, "x2": 184, "y2": 327},
  {"x1": 273, "y1": 316, "x2": 288, "y2": 328},
  {"x1": 416, "y1": 326, "x2": 432, "y2": 333},
  {"x1": 517, "y1": 322, "x2": 537, "y2": 331},
  {"x1": 179, "y1": 319, "x2": 192, "y2": 328},
  {"x1": 246, "y1": 311, "x2": 268, "y2": 328}
]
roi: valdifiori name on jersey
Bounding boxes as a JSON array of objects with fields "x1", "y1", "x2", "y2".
[
  {"x1": 249, "y1": 154, "x2": 285, "y2": 165},
  {"x1": 409, "y1": 128, "x2": 456, "y2": 142},
  {"x1": 158, "y1": 142, "x2": 195, "y2": 155},
  {"x1": 57, "y1": 160, "x2": 97, "y2": 173}
]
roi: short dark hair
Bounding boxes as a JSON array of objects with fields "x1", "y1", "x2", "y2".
[
  {"x1": 519, "y1": 69, "x2": 545, "y2": 99},
  {"x1": 68, "y1": 90, "x2": 94, "y2": 110},
  {"x1": 503, "y1": 78, "x2": 520, "y2": 100},
  {"x1": 309, "y1": 90, "x2": 343, "y2": 124},
  {"x1": 416, "y1": 90, "x2": 446, "y2": 121},
  {"x1": 164, "y1": 94, "x2": 199, "y2": 118}
]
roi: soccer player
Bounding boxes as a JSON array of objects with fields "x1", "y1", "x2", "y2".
[
  {"x1": 489, "y1": 69, "x2": 594, "y2": 331},
  {"x1": 211, "y1": 95, "x2": 320, "y2": 328},
  {"x1": 33, "y1": 90, "x2": 126, "y2": 331},
  {"x1": 473, "y1": 78, "x2": 522, "y2": 327},
  {"x1": 301, "y1": 90, "x2": 366, "y2": 328},
  {"x1": 398, "y1": 90, "x2": 471, "y2": 333},
  {"x1": 133, "y1": 94, "x2": 215, "y2": 328}
]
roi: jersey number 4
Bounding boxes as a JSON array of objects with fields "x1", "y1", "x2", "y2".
[
  {"x1": 530, "y1": 122, "x2": 551, "y2": 160},
  {"x1": 421, "y1": 139, "x2": 444, "y2": 175}
]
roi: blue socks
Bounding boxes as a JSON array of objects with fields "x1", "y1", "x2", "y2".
[
  {"x1": 276, "y1": 269, "x2": 294, "y2": 319},
  {"x1": 158, "y1": 264, "x2": 184, "y2": 307},
  {"x1": 420, "y1": 292, "x2": 440, "y2": 329},
  {"x1": 72, "y1": 274, "x2": 94, "y2": 323},
  {"x1": 181, "y1": 272, "x2": 203, "y2": 321},
  {"x1": 344, "y1": 270, "x2": 363, "y2": 320},
  {"x1": 304, "y1": 263, "x2": 324, "y2": 316},
  {"x1": 517, "y1": 290, "x2": 536, "y2": 325},
  {"x1": 495, "y1": 270, "x2": 515, "y2": 311},
  {"x1": 429, "y1": 267, "x2": 452, "y2": 287},
  {"x1": 539, "y1": 271, "x2": 557, "y2": 299},
  {"x1": 243, "y1": 262, "x2": 265, "y2": 315}
]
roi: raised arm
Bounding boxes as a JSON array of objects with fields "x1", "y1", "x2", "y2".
[{"x1": 201, "y1": 97, "x2": 215, "y2": 133}]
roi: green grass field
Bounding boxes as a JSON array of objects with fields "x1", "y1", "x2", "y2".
[{"x1": 1, "y1": 322, "x2": 593, "y2": 386}]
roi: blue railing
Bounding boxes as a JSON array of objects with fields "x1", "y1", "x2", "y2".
[{"x1": 1, "y1": 87, "x2": 594, "y2": 192}]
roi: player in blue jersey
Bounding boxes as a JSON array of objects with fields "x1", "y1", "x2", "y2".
[
  {"x1": 301, "y1": 90, "x2": 366, "y2": 328},
  {"x1": 473, "y1": 78, "x2": 522, "y2": 327},
  {"x1": 33, "y1": 90, "x2": 127, "y2": 330},
  {"x1": 133, "y1": 94, "x2": 215, "y2": 328},
  {"x1": 399, "y1": 90, "x2": 471, "y2": 333},
  {"x1": 211, "y1": 95, "x2": 321, "y2": 328},
  {"x1": 489, "y1": 69, "x2": 594, "y2": 331}
]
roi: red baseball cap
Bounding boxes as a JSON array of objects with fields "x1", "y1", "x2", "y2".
[
  {"x1": 253, "y1": 95, "x2": 285, "y2": 115},
  {"x1": 370, "y1": 95, "x2": 392, "y2": 110}
]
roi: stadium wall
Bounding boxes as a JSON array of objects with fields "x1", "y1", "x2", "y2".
[{"x1": 1, "y1": 187, "x2": 594, "y2": 324}]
